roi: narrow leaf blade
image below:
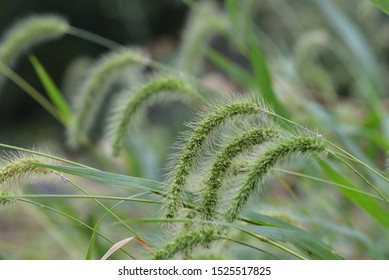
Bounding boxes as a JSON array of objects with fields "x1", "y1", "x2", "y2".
[
  {"x1": 247, "y1": 30, "x2": 287, "y2": 117},
  {"x1": 319, "y1": 160, "x2": 389, "y2": 228},
  {"x1": 204, "y1": 47, "x2": 255, "y2": 88},
  {"x1": 371, "y1": 0, "x2": 389, "y2": 15},
  {"x1": 29, "y1": 54, "x2": 72, "y2": 123}
]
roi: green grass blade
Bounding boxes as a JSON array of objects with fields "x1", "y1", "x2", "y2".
[
  {"x1": 0, "y1": 61, "x2": 64, "y2": 124},
  {"x1": 19, "y1": 198, "x2": 134, "y2": 259},
  {"x1": 225, "y1": 0, "x2": 238, "y2": 27},
  {"x1": 29, "y1": 54, "x2": 72, "y2": 124},
  {"x1": 241, "y1": 213, "x2": 342, "y2": 259},
  {"x1": 204, "y1": 47, "x2": 255, "y2": 88},
  {"x1": 244, "y1": 225, "x2": 342, "y2": 260},
  {"x1": 222, "y1": 237, "x2": 281, "y2": 259},
  {"x1": 371, "y1": 0, "x2": 389, "y2": 15},
  {"x1": 33, "y1": 163, "x2": 167, "y2": 194},
  {"x1": 247, "y1": 30, "x2": 287, "y2": 117},
  {"x1": 319, "y1": 160, "x2": 389, "y2": 228},
  {"x1": 32, "y1": 163, "x2": 198, "y2": 207},
  {"x1": 242, "y1": 212, "x2": 308, "y2": 231},
  {"x1": 245, "y1": 210, "x2": 380, "y2": 257},
  {"x1": 311, "y1": 0, "x2": 382, "y2": 96},
  {"x1": 33, "y1": 163, "x2": 198, "y2": 206},
  {"x1": 85, "y1": 201, "x2": 120, "y2": 260},
  {"x1": 85, "y1": 192, "x2": 150, "y2": 260},
  {"x1": 0, "y1": 193, "x2": 160, "y2": 204},
  {"x1": 124, "y1": 217, "x2": 341, "y2": 260},
  {"x1": 85, "y1": 225, "x2": 98, "y2": 260},
  {"x1": 277, "y1": 168, "x2": 385, "y2": 201}
]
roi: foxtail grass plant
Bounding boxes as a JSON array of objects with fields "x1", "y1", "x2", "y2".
[
  {"x1": 154, "y1": 129, "x2": 327, "y2": 259},
  {"x1": 223, "y1": 135, "x2": 326, "y2": 223},
  {"x1": 1, "y1": 4, "x2": 388, "y2": 260},
  {"x1": 198, "y1": 127, "x2": 278, "y2": 221},
  {"x1": 0, "y1": 152, "x2": 56, "y2": 205},
  {"x1": 108, "y1": 75, "x2": 199, "y2": 156},
  {"x1": 67, "y1": 47, "x2": 149, "y2": 148},
  {"x1": 0, "y1": 15, "x2": 69, "y2": 91},
  {"x1": 152, "y1": 227, "x2": 218, "y2": 260},
  {"x1": 164, "y1": 96, "x2": 269, "y2": 220}
]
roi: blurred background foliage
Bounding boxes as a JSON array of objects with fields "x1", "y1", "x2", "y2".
[
  {"x1": 0, "y1": 0, "x2": 389, "y2": 259},
  {"x1": 0, "y1": 0, "x2": 188, "y2": 146}
]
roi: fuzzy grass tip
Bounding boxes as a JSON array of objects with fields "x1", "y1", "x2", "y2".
[
  {"x1": 199, "y1": 127, "x2": 278, "y2": 221},
  {"x1": 152, "y1": 227, "x2": 218, "y2": 260},
  {"x1": 164, "y1": 99, "x2": 267, "y2": 220},
  {"x1": 0, "y1": 14, "x2": 69, "y2": 90},
  {"x1": 67, "y1": 47, "x2": 149, "y2": 148},
  {"x1": 0, "y1": 152, "x2": 56, "y2": 206},
  {"x1": 110, "y1": 76, "x2": 198, "y2": 156},
  {"x1": 223, "y1": 135, "x2": 326, "y2": 223}
]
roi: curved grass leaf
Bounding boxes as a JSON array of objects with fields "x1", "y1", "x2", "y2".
[
  {"x1": 204, "y1": 47, "x2": 255, "y2": 88},
  {"x1": 311, "y1": 0, "x2": 380, "y2": 92},
  {"x1": 31, "y1": 163, "x2": 198, "y2": 207},
  {"x1": 33, "y1": 163, "x2": 167, "y2": 194},
  {"x1": 19, "y1": 198, "x2": 134, "y2": 259},
  {"x1": 319, "y1": 160, "x2": 389, "y2": 228},
  {"x1": 85, "y1": 192, "x2": 153, "y2": 260},
  {"x1": 241, "y1": 212, "x2": 343, "y2": 260},
  {"x1": 247, "y1": 29, "x2": 287, "y2": 117},
  {"x1": 29, "y1": 54, "x2": 71, "y2": 124},
  {"x1": 241, "y1": 225, "x2": 342, "y2": 260},
  {"x1": 124, "y1": 217, "x2": 341, "y2": 260},
  {"x1": 372, "y1": 0, "x2": 389, "y2": 15}
]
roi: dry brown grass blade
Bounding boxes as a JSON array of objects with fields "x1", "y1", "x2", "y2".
[{"x1": 101, "y1": 237, "x2": 154, "y2": 260}]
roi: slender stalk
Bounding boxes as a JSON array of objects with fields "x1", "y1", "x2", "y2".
[
  {"x1": 252, "y1": 233, "x2": 307, "y2": 260},
  {"x1": 0, "y1": 61, "x2": 64, "y2": 124},
  {"x1": 19, "y1": 198, "x2": 134, "y2": 259},
  {"x1": 0, "y1": 193, "x2": 159, "y2": 204},
  {"x1": 0, "y1": 143, "x2": 91, "y2": 168},
  {"x1": 263, "y1": 109, "x2": 389, "y2": 184},
  {"x1": 330, "y1": 153, "x2": 389, "y2": 205},
  {"x1": 276, "y1": 168, "x2": 384, "y2": 201},
  {"x1": 59, "y1": 174, "x2": 142, "y2": 238},
  {"x1": 67, "y1": 26, "x2": 121, "y2": 49}
]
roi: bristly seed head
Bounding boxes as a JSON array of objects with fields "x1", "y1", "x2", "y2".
[
  {"x1": 198, "y1": 127, "x2": 278, "y2": 221},
  {"x1": 110, "y1": 76, "x2": 198, "y2": 156},
  {"x1": 152, "y1": 227, "x2": 218, "y2": 260},
  {"x1": 0, "y1": 152, "x2": 57, "y2": 206},
  {"x1": 0, "y1": 14, "x2": 69, "y2": 91},
  {"x1": 164, "y1": 99, "x2": 267, "y2": 220},
  {"x1": 223, "y1": 135, "x2": 326, "y2": 223},
  {"x1": 67, "y1": 47, "x2": 149, "y2": 148}
]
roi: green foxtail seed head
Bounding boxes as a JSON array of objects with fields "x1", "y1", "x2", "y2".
[
  {"x1": 109, "y1": 76, "x2": 198, "y2": 156},
  {"x1": 152, "y1": 227, "x2": 218, "y2": 260},
  {"x1": 0, "y1": 152, "x2": 56, "y2": 206},
  {"x1": 223, "y1": 135, "x2": 326, "y2": 223},
  {"x1": 198, "y1": 127, "x2": 278, "y2": 221},
  {"x1": 0, "y1": 15, "x2": 69, "y2": 91},
  {"x1": 67, "y1": 47, "x2": 149, "y2": 148},
  {"x1": 164, "y1": 98, "x2": 268, "y2": 220}
]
